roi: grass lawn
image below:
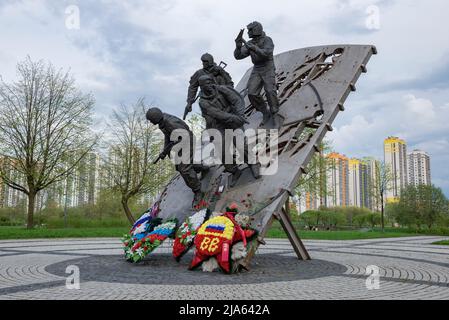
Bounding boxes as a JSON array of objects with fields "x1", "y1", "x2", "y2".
[
  {"x1": 0, "y1": 224, "x2": 430, "y2": 241},
  {"x1": 432, "y1": 240, "x2": 449, "y2": 245},
  {"x1": 266, "y1": 228, "x2": 422, "y2": 240},
  {"x1": 0, "y1": 226, "x2": 129, "y2": 240}
]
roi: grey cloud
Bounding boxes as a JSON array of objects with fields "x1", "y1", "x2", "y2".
[{"x1": 377, "y1": 57, "x2": 449, "y2": 92}]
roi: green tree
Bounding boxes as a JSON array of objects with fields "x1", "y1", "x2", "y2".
[
  {"x1": 395, "y1": 185, "x2": 448, "y2": 230},
  {"x1": 417, "y1": 185, "x2": 447, "y2": 229},
  {"x1": 295, "y1": 134, "x2": 332, "y2": 207}
]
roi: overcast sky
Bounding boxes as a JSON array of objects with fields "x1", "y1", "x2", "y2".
[{"x1": 0, "y1": 0, "x2": 448, "y2": 196}]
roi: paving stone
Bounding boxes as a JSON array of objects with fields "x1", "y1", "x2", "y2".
[{"x1": 0, "y1": 236, "x2": 448, "y2": 299}]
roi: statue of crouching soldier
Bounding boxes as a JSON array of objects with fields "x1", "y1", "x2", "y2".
[
  {"x1": 197, "y1": 75, "x2": 260, "y2": 187},
  {"x1": 146, "y1": 107, "x2": 204, "y2": 204}
]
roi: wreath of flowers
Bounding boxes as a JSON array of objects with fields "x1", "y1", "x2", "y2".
[
  {"x1": 121, "y1": 201, "x2": 258, "y2": 273},
  {"x1": 123, "y1": 219, "x2": 177, "y2": 263},
  {"x1": 172, "y1": 209, "x2": 208, "y2": 261},
  {"x1": 128, "y1": 203, "x2": 161, "y2": 239},
  {"x1": 196, "y1": 215, "x2": 235, "y2": 243},
  {"x1": 189, "y1": 202, "x2": 258, "y2": 273}
]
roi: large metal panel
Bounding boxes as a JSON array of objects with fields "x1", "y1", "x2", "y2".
[{"x1": 155, "y1": 44, "x2": 376, "y2": 264}]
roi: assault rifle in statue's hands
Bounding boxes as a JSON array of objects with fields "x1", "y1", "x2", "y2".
[
  {"x1": 241, "y1": 38, "x2": 257, "y2": 52},
  {"x1": 152, "y1": 140, "x2": 180, "y2": 164},
  {"x1": 183, "y1": 104, "x2": 192, "y2": 120},
  {"x1": 235, "y1": 29, "x2": 245, "y2": 45}
]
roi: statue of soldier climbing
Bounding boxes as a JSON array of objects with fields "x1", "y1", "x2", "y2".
[
  {"x1": 197, "y1": 75, "x2": 260, "y2": 187},
  {"x1": 184, "y1": 53, "x2": 234, "y2": 122},
  {"x1": 146, "y1": 107, "x2": 204, "y2": 204},
  {"x1": 234, "y1": 21, "x2": 279, "y2": 126}
]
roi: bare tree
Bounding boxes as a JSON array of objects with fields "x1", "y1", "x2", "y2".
[
  {"x1": 372, "y1": 161, "x2": 393, "y2": 232},
  {"x1": 102, "y1": 99, "x2": 174, "y2": 224},
  {"x1": 0, "y1": 57, "x2": 96, "y2": 229}
]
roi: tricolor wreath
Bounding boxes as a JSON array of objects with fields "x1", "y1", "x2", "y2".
[
  {"x1": 122, "y1": 203, "x2": 178, "y2": 263},
  {"x1": 123, "y1": 219, "x2": 178, "y2": 262},
  {"x1": 189, "y1": 204, "x2": 257, "y2": 273}
]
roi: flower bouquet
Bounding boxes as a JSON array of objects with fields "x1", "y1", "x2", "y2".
[
  {"x1": 172, "y1": 209, "x2": 209, "y2": 261},
  {"x1": 123, "y1": 219, "x2": 178, "y2": 263},
  {"x1": 189, "y1": 203, "x2": 257, "y2": 273}
]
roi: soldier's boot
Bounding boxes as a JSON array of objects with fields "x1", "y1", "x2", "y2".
[
  {"x1": 261, "y1": 110, "x2": 271, "y2": 127},
  {"x1": 249, "y1": 163, "x2": 261, "y2": 179},
  {"x1": 178, "y1": 164, "x2": 203, "y2": 207},
  {"x1": 228, "y1": 167, "x2": 242, "y2": 188},
  {"x1": 266, "y1": 90, "x2": 280, "y2": 116}
]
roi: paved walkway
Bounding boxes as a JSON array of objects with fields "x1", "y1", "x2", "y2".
[{"x1": 0, "y1": 236, "x2": 448, "y2": 300}]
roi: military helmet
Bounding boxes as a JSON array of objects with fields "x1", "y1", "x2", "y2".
[
  {"x1": 247, "y1": 21, "x2": 263, "y2": 37},
  {"x1": 201, "y1": 53, "x2": 214, "y2": 64},
  {"x1": 146, "y1": 107, "x2": 163, "y2": 124},
  {"x1": 198, "y1": 74, "x2": 215, "y2": 87}
]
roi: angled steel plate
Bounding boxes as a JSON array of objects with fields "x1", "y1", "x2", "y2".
[{"x1": 155, "y1": 44, "x2": 376, "y2": 263}]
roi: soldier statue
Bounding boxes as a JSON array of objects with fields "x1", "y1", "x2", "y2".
[
  {"x1": 146, "y1": 107, "x2": 203, "y2": 203},
  {"x1": 197, "y1": 75, "x2": 260, "y2": 187},
  {"x1": 234, "y1": 21, "x2": 279, "y2": 126},
  {"x1": 184, "y1": 53, "x2": 234, "y2": 122}
]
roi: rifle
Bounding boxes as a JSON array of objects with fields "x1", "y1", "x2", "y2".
[
  {"x1": 218, "y1": 61, "x2": 227, "y2": 69},
  {"x1": 241, "y1": 38, "x2": 256, "y2": 51},
  {"x1": 183, "y1": 106, "x2": 191, "y2": 120},
  {"x1": 152, "y1": 140, "x2": 179, "y2": 164},
  {"x1": 236, "y1": 29, "x2": 255, "y2": 51},
  {"x1": 235, "y1": 28, "x2": 244, "y2": 44}
]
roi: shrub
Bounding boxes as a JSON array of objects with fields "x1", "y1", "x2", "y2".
[{"x1": 299, "y1": 210, "x2": 346, "y2": 230}]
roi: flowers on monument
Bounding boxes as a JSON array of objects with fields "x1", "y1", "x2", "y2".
[
  {"x1": 189, "y1": 208, "x2": 257, "y2": 274},
  {"x1": 124, "y1": 219, "x2": 178, "y2": 263},
  {"x1": 231, "y1": 242, "x2": 247, "y2": 261},
  {"x1": 234, "y1": 213, "x2": 251, "y2": 228},
  {"x1": 122, "y1": 202, "x2": 176, "y2": 263},
  {"x1": 202, "y1": 257, "x2": 219, "y2": 272},
  {"x1": 133, "y1": 222, "x2": 148, "y2": 236},
  {"x1": 129, "y1": 202, "x2": 160, "y2": 236},
  {"x1": 193, "y1": 199, "x2": 209, "y2": 211},
  {"x1": 189, "y1": 215, "x2": 235, "y2": 273},
  {"x1": 153, "y1": 221, "x2": 177, "y2": 235},
  {"x1": 227, "y1": 202, "x2": 239, "y2": 212},
  {"x1": 173, "y1": 209, "x2": 209, "y2": 261},
  {"x1": 129, "y1": 210, "x2": 151, "y2": 235}
]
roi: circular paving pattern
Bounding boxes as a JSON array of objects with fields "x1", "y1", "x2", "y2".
[
  {"x1": 45, "y1": 253, "x2": 347, "y2": 285},
  {"x1": 1, "y1": 236, "x2": 449, "y2": 299}
]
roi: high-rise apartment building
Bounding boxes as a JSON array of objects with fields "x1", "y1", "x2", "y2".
[
  {"x1": 384, "y1": 137, "x2": 408, "y2": 202},
  {"x1": 326, "y1": 153, "x2": 349, "y2": 207},
  {"x1": 363, "y1": 157, "x2": 381, "y2": 211},
  {"x1": 348, "y1": 158, "x2": 362, "y2": 207},
  {"x1": 304, "y1": 192, "x2": 321, "y2": 211},
  {"x1": 408, "y1": 150, "x2": 431, "y2": 186}
]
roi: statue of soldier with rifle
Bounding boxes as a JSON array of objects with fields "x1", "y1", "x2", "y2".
[
  {"x1": 183, "y1": 53, "x2": 234, "y2": 123},
  {"x1": 146, "y1": 107, "x2": 204, "y2": 204},
  {"x1": 234, "y1": 21, "x2": 279, "y2": 127}
]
